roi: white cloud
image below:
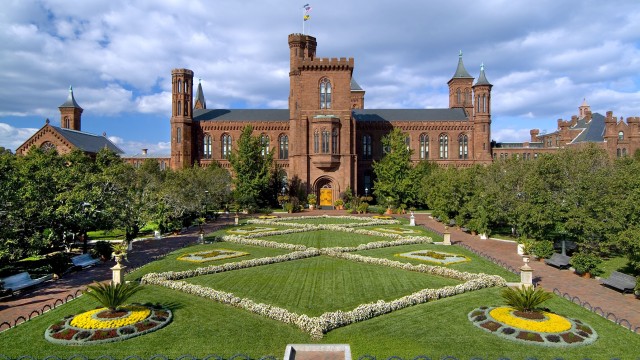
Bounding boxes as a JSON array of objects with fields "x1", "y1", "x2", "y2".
[
  {"x1": 0, "y1": 123, "x2": 38, "y2": 151},
  {"x1": 492, "y1": 128, "x2": 533, "y2": 143}
]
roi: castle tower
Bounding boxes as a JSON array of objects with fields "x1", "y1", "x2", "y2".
[
  {"x1": 194, "y1": 79, "x2": 206, "y2": 110},
  {"x1": 472, "y1": 64, "x2": 492, "y2": 161},
  {"x1": 170, "y1": 68, "x2": 195, "y2": 169},
  {"x1": 448, "y1": 51, "x2": 474, "y2": 116},
  {"x1": 58, "y1": 86, "x2": 83, "y2": 131}
]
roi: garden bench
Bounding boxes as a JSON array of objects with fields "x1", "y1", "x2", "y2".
[
  {"x1": 600, "y1": 271, "x2": 637, "y2": 293},
  {"x1": 460, "y1": 227, "x2": 469, "y2": 233},
  {"x1": 0, "y1": 272, "x2": 50, "y2": 295},
  {"x1": 71, "y1": 253, "x2": 100, "y2": 269},
  {"x1": 544, "y1": 253, "x2": 571, "y2": 269}
]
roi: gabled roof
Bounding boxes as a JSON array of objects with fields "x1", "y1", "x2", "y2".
[
  {"x1": 51, "y1": 126, "x2": 124, "y2": 154},
  {"x1": 353, "y1": 108, "x2": 468, "y2": 122},
  {"x1": 571, "y1": 113, "x2": 606, "y2": 143},
  {"x1": 193, "y1": 109, "x2": 290, "y2": 122}
]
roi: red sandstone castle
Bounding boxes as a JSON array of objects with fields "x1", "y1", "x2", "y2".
[
  {"x1": 169, "y1": 33, "x2": 493, "y2": 206},
  {"x1": 16, "y1": 33, "x2": 639, "y2": 207}
]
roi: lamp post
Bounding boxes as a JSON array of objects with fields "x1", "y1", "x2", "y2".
[
  {"x1": 80, "y1": 202, "x2": 90, "y2": 254},
  {"x1": 365, "y1": 187, "x2": 369, "y2": 197}
]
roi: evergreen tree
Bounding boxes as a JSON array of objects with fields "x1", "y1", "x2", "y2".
[{"x1": 372, "y1": 129, "x2": 414, "y2": 207}]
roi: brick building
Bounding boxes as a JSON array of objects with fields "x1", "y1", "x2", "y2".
[{"x1": 171, "y1": 33, "x2": 494, "y2": 207}]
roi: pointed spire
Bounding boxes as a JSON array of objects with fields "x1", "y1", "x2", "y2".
[
  {"x1": 451, "y1": 50, "x2": 473, "y2": 79},
  {"x1": 474, "y1": 63, "x2": 492, "y2": 86},
  {"x1": 59, "y1": 86, "x2": 82, "y2": 109},
  {"x1": 581, "y1": 98, "x2": 589, "y2": 107},
  {"x1": 194, "y1": 79, "x2": 206, "y2": 110}
]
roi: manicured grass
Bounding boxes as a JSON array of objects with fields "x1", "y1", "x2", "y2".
[
  {"x1": 186, "y1": 255, "x2": 460, "y2": 316},
  {"x1": 280, "y1": 217, "x2": 372, "y2": 225},
  {"x1": 361, "y1": 224, "x2": 434, "y2": 236},
  {"x1": 87, "y1": 229, "x2": 126, "y2": 240},
  {"x1": 125, "y1": 242, "x2": 292, "y2": 281},
  {"x1": 599, "y1": 256, "x2": 635, "y2": 278},
  {"x1": 260, "y1": 230, "x2": 391, "y2": 248},
  {"x1": 356, "y1": 243, "x2": 520, "y2": 282}
]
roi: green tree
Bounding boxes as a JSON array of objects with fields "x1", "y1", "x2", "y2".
[
  {"x1": 372, "y1": 129, "x2": 414, "y2": 207},
  {"x1": 0, "y1": 149, "x2": 19, "y2": 261},
  {"x1": 229, "y1": 125, "x2": 274, "y2": 211}
]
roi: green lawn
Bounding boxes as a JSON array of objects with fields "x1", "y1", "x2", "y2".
[
  {"x1": 279, "y1": 217, "x2": 373, "y2": 225},
  {"x1": 259, "y1": 230, "x2": 390, "y2": 248},
  {"x1": 2, "y1": 217, "x2": 639, "y2": 359},
  {"x1": 356, "y1": 243, "x2": 520, "y2": 282},
  {"x1": 186, "y1": 255, "x2": 460, "y2": 316}
]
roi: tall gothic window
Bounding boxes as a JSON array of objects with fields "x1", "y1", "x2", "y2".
[
  {"x1": 321, "y1": 129, "x2": 330, "y2": 153},
  {"x1": 419, "y1": 133, "x2": 429, "y2": 159},
  {"x1": 483, "y1": 94, "x2": 488, "y2": 112},
  {"x1": 203, "y1": 134, "x2": 212, "y2": 159},
  {"x1": 177, "y1": 79, "x2": 182, "y2": 93},
  {"x1": 332, "y1": 128, "x2": 339, "y2": 154},
  {"x1": 320, "y1": 78, "x2": 332, "y2": 109},
  {"x1": 465, "y1": 89, "x2": 471, "y2": 104},
  {"x1": 260, "y1": 134, "x2": 270, "y2": 156},
  {"x1": 439, "y1": 134, "x2": 448, "y2": 159},
  {"x1": 362, "y1": 134, "x2": 372, "y2": 160},
  {"x1": 177, "y1": 101, "x2": 181, "y2": 115},
  {"x1": 221, "y1": 134, "x2": 232, "y2": 159},
  {"x1": 176, "y1": 128, "x2": 182, "y2": 143},
  {"x1": 64, "y1": 117, "x2": 70, "y2": 128},
  {"x1": 456, "y1": 89, "x2": 461, "y2": 105},
  {"x1": 405, "y1": 135, "x2": 410, "y2": 151},
  {"x1": 279, "y1": 135, "x2": 289, "y2": 159},
  {"x1": 313, "y1": 130, "x2": 319, "y2": 153},
  {"x1": 458, "y1": 134, "x2": 468, "y2": 159}
]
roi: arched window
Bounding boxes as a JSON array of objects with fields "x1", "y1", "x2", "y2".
[
  {"x1": 419, "y1": 133, "x2": 429, "y2": 159},
  {"x1": 313, "y1": 130, "x2": 319, "y2": 153},
  {"x1": 279, "y1": 135, "x2": 289, "y2": 160},
  {"x1": 623, "y1": 148, "x2": 628, "y2": 157},
  {"x1": 458, "y1": 134, "x2": 468, "y2": 160},
  {"x1": 321, "y1": 129, "x2": 330, "y2": 153},
  {"x1": 177, "y1": 101, "x2": 181, "y2": 115},
  {"x1": 260, "y1": 134, "x2": 270, "y2": 156},
  {"x1": 320, "y1": 78, "x2": 332, "y2": 109},
  {"x1": 362, "y1": 134, "x2": 372, "y2": 160},
  {"x1": 176, "y1": 127, "x2": 182, "y2": 143},
  {"x1": 41, "y1": 141, "x2": 56, "y2": 152},
  {"x1": 465, "y1": 89, "x2": 471, "y2": 104},
  {"x1": 483, "y1": 94, "x2": 488, "y2": 112},
  {"x1": 203, "y1": 134, "x2": 212, "y2": 159},
  {"x1": 221, "y1": 134, "x2": 232, "y2": 159},
  {"x1": 332, "y1": 128, "x2": 339, "y2": 154},
  {"x1": 456, "y1": 89, "x2": 461, "y2": 104},
  {"x1": 64, "y1": 117, "x2": 70, "y2": 128},
  {"x1": 177, "y1": 79, "x2": 182, "y2": 93},
  {"x1": 618, "y1": 131, "x2": 624, "y2": 140},
  {"x1": 439, "y1": 134, "x2": 448, "y2": 159}
]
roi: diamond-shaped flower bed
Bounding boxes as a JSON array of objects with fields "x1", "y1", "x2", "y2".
[
  {"x1": 226, "y1": 226, "x2": 276, "y2": 234},
  {"x1": 374, "y1": 227, "x2": 416, "y2": 235},
  {"x1": 469, "y1": 306, "x2": 597, "y2": 347},
  {"x1": 398, "y1": 250, "x2": 470, "y2": 265},
  {"x1": 177, "y1": 249, "x2": 248, "y2": 263},
  {"x1": 45, "y1": 304, "x2": 172, "y2": 345}
]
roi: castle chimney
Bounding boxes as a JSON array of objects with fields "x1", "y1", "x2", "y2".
[{"x1": 142, "y1": 148, "x2": 148, "y2": 156}]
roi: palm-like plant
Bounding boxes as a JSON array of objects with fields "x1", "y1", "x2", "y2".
[
  {"x1": 83, "y1": 281, "x2": 143, "y2": 312},
  {"x1": 501, "y1": 285, "x2": 553, "y2": 313}
]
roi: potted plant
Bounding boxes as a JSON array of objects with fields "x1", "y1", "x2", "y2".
[
  {"x1": 517, "y1": 238, "x2": 533, "y2": 257},
  {"x1": 307, "y1": 194, "x2": 317, "y2": 210},
  {"x1": 531, "y1": 240, "x2": 555, "y2": 261},
  {"x1": 112, "y1": 241, "x2": 128, "y2": 264},
  {"x1": 334, "y1": 199, "x2": 344, "y2": 210},
  {"x1": 571, "y1": 252, "x2": 602, "y2": 278}
]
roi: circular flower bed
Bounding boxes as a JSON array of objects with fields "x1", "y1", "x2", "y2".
[
  {"x1": 469, "y1": 306, "x2": 597, "y2": 347},
  {"x1": 45, "y1": 304, "x2": 172, "y2": 345},
  {"x1": 177, "y1": 249, "x2": 249, "y2": 263}
]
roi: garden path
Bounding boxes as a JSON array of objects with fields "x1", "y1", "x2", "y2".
[{"x1": 0, "y1": 219, "x2": 232, "y2": 330}]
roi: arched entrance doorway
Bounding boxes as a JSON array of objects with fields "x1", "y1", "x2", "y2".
[{"x1": 314, "y1": 177, "x2": 336, "y2": 209}]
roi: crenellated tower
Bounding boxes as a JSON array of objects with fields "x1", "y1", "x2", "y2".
[
  {"x1": 59, "y1": 86, "x2": 83, "y2": 131},
  {"x1": 448, "y1": 51, "x2": 474, "y2": 116},
  {"x1": 170, "y1": 68, "x2": 195, "y2": 169},
  {"x1": 472, "y1": 63, "x2": 492, "y2": 161}
]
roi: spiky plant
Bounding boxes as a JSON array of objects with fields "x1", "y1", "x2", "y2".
[
  {"x1": 501, "y1": 285, "x2": 553, "y2": 313},
  {"x1": 83, "y1": 281, "x2": 143, "y2": 312}
]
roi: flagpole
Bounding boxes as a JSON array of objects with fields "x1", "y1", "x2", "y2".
[{"x1": 302, "y1": 7, "x2": 305, "y2": 34}]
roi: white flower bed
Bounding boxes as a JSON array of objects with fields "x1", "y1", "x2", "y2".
[{"x1": 141, "y1": 216, "x2": 506, "y2": 339}]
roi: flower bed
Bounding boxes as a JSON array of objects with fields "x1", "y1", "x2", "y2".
[
  {"x1": 226, "y1": 226, "x2": 276, "y2": 234},
  {"x1": 177, "y1": 249, "x2": 249, "y2": 263},
  {"x1": 45, "y1": 304, "x2": 172, "y2": 345},
  {"x1": 374, "y1": 227, "x2": 416, "y2": 234},
  {"x1": 469, "y1": 306, "x2": 597, "y2": 347},
  {"x1": 398, "y1": 250, "x2": 470, "y2": 265}
]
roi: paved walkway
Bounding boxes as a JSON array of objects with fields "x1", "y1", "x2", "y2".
[
  {"x1": 412, "y1": 213, "x2": 640, "y2": 333},
  {"x1": 1, "y1": 211, "x2": 638, "y2": 334},
  {"x1": 0, "y1": 220, "x2": 232, "y2": 330}
]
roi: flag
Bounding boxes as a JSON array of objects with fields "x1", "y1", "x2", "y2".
[
  {"x1": 303, "y1": 4, "x2": 312, "y2": 21},
  {"x1": 303, "y1": 4, "x2": 311, "y2": 10},
  {"x1": 304, "y1": 14, "x2": 310, "y2": 21}
]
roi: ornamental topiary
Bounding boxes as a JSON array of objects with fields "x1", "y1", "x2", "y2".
[
  {"x1": 501, "y1": 285, "x2": 553, "y2": 313},
  {"x1": 84, "y1": 281, "x2": 143, "y2": 312}
]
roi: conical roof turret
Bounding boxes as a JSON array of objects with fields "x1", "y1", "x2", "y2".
[
  {"x1": 474, "y1": 63, "x2": 492, "y2": 86},
  {"x1": 59, "y1": 86, "x2": 82, "y2": 109},
  {"x1": 451, "y1": 51, "x2": 473, "y2": 79},
  {"x1": 194, "y1": 79, "x2": 206, "y2": 109}
]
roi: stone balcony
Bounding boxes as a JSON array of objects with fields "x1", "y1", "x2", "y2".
[{"x1": 311, "y1": 154, "x2": 340, "y2": 169}]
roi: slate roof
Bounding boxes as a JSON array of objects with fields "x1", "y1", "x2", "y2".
[
  {"x1": 474, "y1": 64, "x2": 492, "y2": 86},
  {"x1": 350, "y1": 78, "x2": 364, "y2": 92},
  {"x1": 51, "y1": 126, "x2": 124, "y2": 154},
  {"x1": 352, "y1": 108, "x2": 468, "y2": 122},
  {"x1": 451, "y1": 52, "x2": 473, "y2": 79},
  {"x1": 195, "y1": 81, "x2": 206, "y2": 109},
  {"x1": 193, "y1": 109, "x2": 290, "y2": 122},
  {"x1": 571, "y1": 113, "x2": 606, "y2": 143},
  {"x1": 59, "y1": 87, "x2": 82, "y2": 109},
  {"x1": 124, "y1": 153, "x2": 170, "y2": 159}
]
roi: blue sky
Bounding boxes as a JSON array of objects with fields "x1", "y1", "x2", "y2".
[{"x1": 1, "y1": 0, "x2": 639, "y2": 155}]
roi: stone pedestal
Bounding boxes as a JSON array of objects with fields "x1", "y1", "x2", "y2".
[
  {"x1": 198, "y1": 233, "x2": 204, "y2": 243},
  {"x1": 154, "y1": 230, "x2": 161, "y2": 239},
  {"x1": 111, "y1": 259, "x2": 126, "y2": 285},
  {"x1": 409, "y1": 212, "x2": 415, "y2": 226},
  {"x1": 519, "y1": 256, "x2": 533, "y2": 288},
  {"x1": 443, "y1": 231, "x2": 451, "y2": 245},
  {"x1": 234, "y1": 214, "x2": 239, "y2": 226}
]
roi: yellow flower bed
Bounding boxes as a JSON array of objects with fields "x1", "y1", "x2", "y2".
[
  {"x1": 70, "y1": 305, "x2": 151, "y2": 329},
  {"x1": 489, "y1": 307, "x2": 571, "y2": 333}
]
